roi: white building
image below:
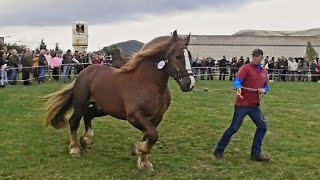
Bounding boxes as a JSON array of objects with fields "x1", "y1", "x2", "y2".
[{"x1": 188, "y1": 35, "x2": 320, "y2": 60}]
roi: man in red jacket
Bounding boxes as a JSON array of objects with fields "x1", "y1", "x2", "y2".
[{"x1": 213, "y1": 49, "x2": 270, "y2": 162}]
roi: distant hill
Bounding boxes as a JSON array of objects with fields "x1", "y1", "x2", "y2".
[
  {"x1": 101, "y1": 40, "x2": 144, "y2": 57},
  {"x1": 233, "y1": 28, "x2": 320, "y2": 36}
]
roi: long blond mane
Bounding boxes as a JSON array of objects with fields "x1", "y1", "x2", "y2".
[{"x1": 116, "y1": 36, "x2": 174, "y2": 73}]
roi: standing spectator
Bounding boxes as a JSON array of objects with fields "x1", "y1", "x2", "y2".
[
  {"x1": 238, "y1": 56, "x2": 244, "y2": 70},
  {"x1": 91, "y1": 54, "x2": 102, "y2": 65},
  {"x1": 191, "y1": 59, "x2": 198, "y2": 78},
  {"x1": 62, "y1": 50, "x2": 73, "y2": 82},
  {"x1": 262, "y1": 56, "x2": 269, "y2": 68},
  {"x1": 282, "y1": 57, "x2": 288, "y2": 81},
  {"x1": 296, "y1": 59, "x2": 303, "y2": 81},
  {"x1": 76, "y1": 52, "x2": 85, "y2": 74},
  {"x1": 291, "y1": 58, "x2": 298, "y2": 81},
  {"x1": 38, "y1": 49, "x2": 48, "y2": 84},
  {"x1": 21, "y1": 49, "x2": 33, "y2": 85},
  {"x1": 207, "y1": 59, "x2": 215, "y2": 80},
  {"x1": 229, "y1": 57, "x2": 238, "y2": 81},
  {"x1": 32, "y1": 53, "x2": 39, "y2": 82},
  {"x1": 245, "y1": 57, "x2": 250, "y2": 64},
  {"x1": 219, "y1": 56, "x2": 227, "y2": 81},
  {"x1": 0, "y1": 46, "x2": 9, "y2": 86},
  {"x1": 199, "y1": 59, "x2": 206, "y2": 80},
  {"x1": 301, "y1": 60, "x2": 309, "y2": 82},
  {"x1": 45, "y1": 50, "x2": 52, "y2": 66},
  {"x1": 277, "y1": 57, "x2": 285, "y2": 81},
  {"x1": 50, "y1": 53, "x2": 62, "y2": 81},
  {"x1": 8, "y1": 49, "x2": 20, "y2": 85},
  {"x1": 0, "y1": 51, "x2": 6, "y2": 87},
  {"x1": 287, "y1": 58, "x2": 297, "y2": 81},
  {"x1": 268, "y1": 58, "x2": 275, "y2": 82},
  {"x1": 310, "y1": 60, "x2": 318, "y2": 82},
  {"x1": 45, "y1": 50, "x2": 52, "y2": 80},
  {"x1": 73, "y1": 50, "x2": 80, "y2": 76},
  {"x1": 204, "y1": 58, "x2": 210, "y2": 80},
  {"x1": 82, "y1": 51, "x2": 90, "y2": 69}
]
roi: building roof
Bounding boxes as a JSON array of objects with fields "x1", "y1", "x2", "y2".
[{"x1": 189, "y1": 35, "x2": 320, "y2": 46}]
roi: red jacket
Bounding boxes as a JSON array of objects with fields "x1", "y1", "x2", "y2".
[
  {"x1": 92, "y1": 58, "x2": 102, "y2": 64},
  {"x1": 317, "y1": 64, "x2": 320, "y2": 73}
]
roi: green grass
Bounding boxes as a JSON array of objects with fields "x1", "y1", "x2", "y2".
[{"x1": 0, "y1": 80, "x2": 319, "y2": 179}]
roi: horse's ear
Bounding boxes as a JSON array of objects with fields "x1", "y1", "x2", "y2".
[
  {"x1": 172, "y1": 30, "x2": 178, "y2": 41},
  {"x1": 185, "y1": 33, "x2": 191, "y2": 46}
]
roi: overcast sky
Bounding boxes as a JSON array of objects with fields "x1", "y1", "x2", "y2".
[{"x1": 0, "y1": 0, "x2": 319, "y2": 51}]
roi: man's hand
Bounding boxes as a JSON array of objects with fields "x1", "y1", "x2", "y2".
[
  {"x1": 236, "y1": 88, "x2": 243, "y2": 99},
  {"x1": 258, "y1": 88, "x2": 266, "y2": 94}
]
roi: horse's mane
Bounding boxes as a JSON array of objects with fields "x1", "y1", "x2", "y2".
[{"x1": 116, "y1": 36, "x2": 174, "y2": 73}]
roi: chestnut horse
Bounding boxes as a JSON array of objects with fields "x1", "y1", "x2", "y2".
[
  {"x1": 103, "y1": 45, "x2": 129, "y2": 68},
  {"x1": 45, "y1": 30, "x2": 195, "y2": 171}
]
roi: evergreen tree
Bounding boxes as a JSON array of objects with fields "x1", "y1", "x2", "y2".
[
  {"x1": 36, "y1": 39, "x2": 47, "y2": 53},
  {"x1": 305, "y1": 41, "x2": 318, "y2": 61}
]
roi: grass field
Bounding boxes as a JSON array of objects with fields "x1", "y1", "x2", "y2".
[{"x1": 0, "y1": 80, "x2": 319, "y2": 179}]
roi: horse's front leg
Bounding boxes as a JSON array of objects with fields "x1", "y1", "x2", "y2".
[
  {"x1": 128, "y1": 111, "x2": 158, "y2": 172},
  {"x1": 134, "y1": 129, "x2": 158, "y2": 172}
]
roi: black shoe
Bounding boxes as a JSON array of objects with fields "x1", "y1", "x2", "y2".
[
  {"x1": 213, "y1": 151, "x2": 224, "y2": 160},
  {"x1": 250, "y1": 154, "x2": 270, "y2": 162}
]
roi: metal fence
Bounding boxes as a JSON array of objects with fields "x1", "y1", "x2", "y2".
[{"x1": 1, "y1": 63, "x2": 319, "y2": 85}]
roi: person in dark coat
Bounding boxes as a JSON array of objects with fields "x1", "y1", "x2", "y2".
[
  {"x1": 229, "y1": 57, "x2": 238, "y2": 81},
  {"x1": 8, "y1": 49, "x2": 20, "y2": 85},
  {"x1": 219, "y1": 56, "x2": 227, "y2": 81},
  {"x1": 21, "y1": 49, "x2": 33, "y2": 85}
]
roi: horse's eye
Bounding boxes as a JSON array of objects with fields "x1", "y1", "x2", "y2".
[{"x1": 175, "y1": 56, "x2": 183, "y2": 60}]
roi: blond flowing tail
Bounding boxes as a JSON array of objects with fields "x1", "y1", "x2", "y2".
[{"x1": 44, "y1": 81, "x2": 75, "y2": 129}]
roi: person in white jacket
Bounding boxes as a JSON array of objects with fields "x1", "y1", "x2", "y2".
[{"x1": 288, "y1": 58, "x2": 298, "y2": 81}]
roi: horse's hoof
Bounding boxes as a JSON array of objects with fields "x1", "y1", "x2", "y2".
[
  {"x1": 70, "y1": 147, "x2": 80, "y2": 157},
  {"x1": 80, "y1": 136, "x2": 91, "y2": 148},
  {"x1": 131, "y1": 146, "x2": 137, "y2": 156},
  {"x1": 137, "y1": 163, "x2": 154, "y2": 172},
  {"x1": 147, "y1": 167, "x2": 154, "y2": 172}
]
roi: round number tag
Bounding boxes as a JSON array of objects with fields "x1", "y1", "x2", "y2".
[{"x1": 157, "y1": 60, "x2": 166, "y2": 69}]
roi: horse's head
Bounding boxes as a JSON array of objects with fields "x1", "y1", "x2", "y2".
[
  {"x1": 104, "y1": 45, "x2": 121, "y2": 57},
  {"x1": 165, "y1": 30, "x2": 195, "y2": 92}
]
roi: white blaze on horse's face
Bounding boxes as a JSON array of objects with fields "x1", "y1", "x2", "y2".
[{"x1": 183, "y1": 49, "x2": 196, "y2": 90}]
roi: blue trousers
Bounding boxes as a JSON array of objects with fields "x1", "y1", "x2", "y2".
[
  {"x1": 0, "y1": 69, "x2": 8, "y2": 85},
  {"x1": 9, "y1": 69, "x2": 17, "y2": 84},
  {"x1": 215, "y1": 106, "x2": 267, "y2": 155},
  {"x1": 38, "y1": 67, "x2": 46, "y2": 83},
  {"x1": 62, "y1": 65, "x2": 71, "y2": 82}
]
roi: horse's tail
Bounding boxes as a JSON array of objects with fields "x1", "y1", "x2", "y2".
[{"x1": 44, "y1": 81, "x2": 75, "y2": 129}]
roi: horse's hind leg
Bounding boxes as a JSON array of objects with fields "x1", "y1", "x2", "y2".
[
  {"x1": 69, "y1": 109, "x2": 84, "y2": 157},
  {"x1": 80, "y1": 105, "x2": 106, "y2": 148}
]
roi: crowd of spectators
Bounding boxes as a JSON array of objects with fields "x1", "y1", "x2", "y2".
[{"x1": 191, "y1": 56, "x2": 320, "y2": 82}]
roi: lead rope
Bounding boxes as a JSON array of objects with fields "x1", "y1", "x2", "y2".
[{"x1": 240, "y1": 86, "x2": 267, "y2": 122}]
